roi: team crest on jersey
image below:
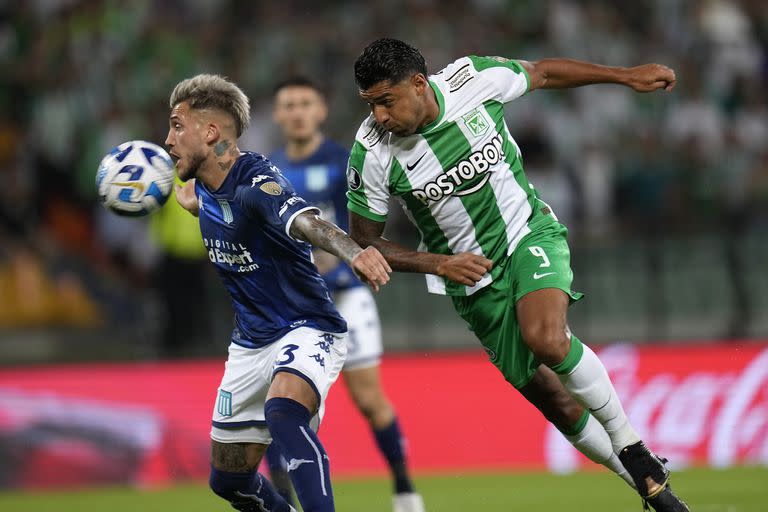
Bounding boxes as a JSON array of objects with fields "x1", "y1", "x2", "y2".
[
  {"x1": 347, "y1": 167, "x2": 362, "y2": 190},
  {"x1": 217, "y1": 389, "x2": 233, "y2": 417},
  {"x1": 217, "y1": 199, "x2": 234, "y2": 224},
  {"x1": 462, "y1": 109, "x2": 489, "y2": 137},
  {"x1": 259, "y1": 181, "x2": 282, "y2": 195}
]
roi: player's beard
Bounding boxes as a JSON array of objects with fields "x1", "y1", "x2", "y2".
[{"x1": 178, "y1": 151, "x2": 206, "y2": 181}]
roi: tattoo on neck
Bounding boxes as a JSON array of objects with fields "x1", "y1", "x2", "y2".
[
  {"x1": 214, "y1": 140, "x2": 230, "y2": 157},
  {"x1": 218, "y1": 159, "x2": 233, "y2": 171}
]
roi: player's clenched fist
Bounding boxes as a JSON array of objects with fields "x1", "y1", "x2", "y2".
[
  {"x1": 624, "y1": 63, "x2": 676, "y2": 92},
  {"x1": 351, "y1": 246, "x2": 392, "y2": 292},
  {"x1": 436, "y1": 252, "x2": 493, "y2": 286}
]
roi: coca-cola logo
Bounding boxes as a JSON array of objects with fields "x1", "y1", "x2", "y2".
[{"x1": 545, "y1": 344, "x2": 768, "y2": 472}]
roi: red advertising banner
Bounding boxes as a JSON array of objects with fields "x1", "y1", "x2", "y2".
[{"x1": 0, "y1": 342, "x2": 765, "y2": 489}]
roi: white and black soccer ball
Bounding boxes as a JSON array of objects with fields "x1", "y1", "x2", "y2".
[{"x1": 96, "y1": 140, "x2": 175, "y2": 216}]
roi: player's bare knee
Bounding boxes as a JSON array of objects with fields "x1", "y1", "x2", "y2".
[
  {"x1": 351, "y1": 388, "x2": 391, "y2": 425},
  {"x1": 521, "y1": 321, "x2": 570, "y2": 366},
  {"x1": 356, "y1": 401, "x2": 378, "y2": 423},
  {"x1": 350, "y1": 389, "x2": 376, "y2": 419}
]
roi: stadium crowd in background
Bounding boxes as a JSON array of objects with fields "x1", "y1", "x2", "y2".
[{"x1": 1, "y1": 0, "x2": 767, "y2": 348}]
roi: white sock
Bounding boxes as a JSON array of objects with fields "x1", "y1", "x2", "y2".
[
  {"x1": 565, "y1": 413, "x2": 636, "y2": 488},
  {"x1": 556, "y1": 339, "x2": 641, "y2": 453}
]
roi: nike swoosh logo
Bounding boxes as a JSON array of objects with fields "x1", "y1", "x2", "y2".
[
  {"x1": 533, "y1": 272, "x2": 556, "y2": 280},
  {"x1": 406, "y1": 152, "x2": 427, "y2": 171}
]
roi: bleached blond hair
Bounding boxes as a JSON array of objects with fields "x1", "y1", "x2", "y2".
[{"x1": 169, "y1": 74, "x2": 250, "y2": 137}]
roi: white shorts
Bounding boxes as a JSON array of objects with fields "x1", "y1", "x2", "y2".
[
  {"x1": 333, "y1": 287, "x2": 382, "y2": 371},
  {"x1": 210, "y1": 327, "x2": 347, "y2": 444}
]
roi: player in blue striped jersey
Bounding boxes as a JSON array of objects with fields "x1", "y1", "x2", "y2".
[
  {"x1": 166, "y1": 74, "x2": 390, "y2": 512},
  {"x1": 265, "y1": 77, "x2": 424, "y2": 512}
]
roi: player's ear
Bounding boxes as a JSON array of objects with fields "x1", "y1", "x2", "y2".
[
  {"x1": 205, "y1": 122, "x2": 220, "y2": 145},
  {"x1": 317, "y1": 99, "x2": 328, "y2": 124},
  {"x1": 412, "y1": 73, "x2": 428, "y2": 95}
]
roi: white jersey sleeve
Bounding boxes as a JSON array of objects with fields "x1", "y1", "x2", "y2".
[
  {"x1": 346, "y1": 116, "x2": 392, "y2": 222},
  {"x1": 465, "y1": 55, "x2": 530, "y2": 103}
]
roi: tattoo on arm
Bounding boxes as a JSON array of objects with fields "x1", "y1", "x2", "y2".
[{"x1": 290, "y1": 212, "x2": 361, "y2": 264}]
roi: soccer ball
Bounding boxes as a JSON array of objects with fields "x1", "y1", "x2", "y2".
[{"x1": 96, "y1": 140, "x2": 175, "y2": 216}]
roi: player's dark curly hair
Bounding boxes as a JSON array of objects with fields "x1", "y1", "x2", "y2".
[{"x1": 354, "y1": 38, "x2": 428, "y2": 90}]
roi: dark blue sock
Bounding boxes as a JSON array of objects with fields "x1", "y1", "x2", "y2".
[
  {"x1": 373, "y1": 417, "x2": 414, "y2": 494},
  {"x1": 265, "y1": 397, "x2": 334, "y2": 512},
  {"x1": 265, "y1": 441, "x2": 295, "y2": 505},
  {"x1": 209, "y1": 466, "x2": 292, "y2": 512}
]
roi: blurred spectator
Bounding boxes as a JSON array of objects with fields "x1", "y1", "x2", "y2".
[
  {"x1": 3, "y1": 0, "x2": 768, "y2": 351},
  {"x1": 149, "y1": 185, "x2": 213, "y2": 357}
]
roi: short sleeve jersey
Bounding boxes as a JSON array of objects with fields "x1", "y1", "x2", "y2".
[
  {"x1": 197, "y1": 152, "x2": 346, "y2": 347},
  {"x1": 347, "y1": 56, "x2": 556, "y2": 296},
  {"x1": 269, "y1": 139, "x2": 362, "y2": 292}
]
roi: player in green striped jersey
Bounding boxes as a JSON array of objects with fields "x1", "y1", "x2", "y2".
[{"x1": 347, "y1": 38, "x2": 688, "y2": 512}]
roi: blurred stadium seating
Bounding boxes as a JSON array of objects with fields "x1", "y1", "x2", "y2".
[
  {"x1": 1, "y1": 1, "x2": 767, "y2": 504},
  {"x1": 1, "y1": 1, "x2": 767, "y2": 357}
]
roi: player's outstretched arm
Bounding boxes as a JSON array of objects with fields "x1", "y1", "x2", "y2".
[
  {"x1": 174, "y1": 179, "x2": 199, "y2": 216},
  {"x1": 519, "y1": 58, "x2": 676, "y2": 93},
  {"x1": 290, "y1": 211, "x2": 391, "y2": 291},
  {"x1": 349, "y1": 212, "x2": 493, "y2": 286}
]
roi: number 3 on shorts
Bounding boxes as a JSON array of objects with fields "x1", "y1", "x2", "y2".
[
  {"x1": 276, "y1": 344, "x2": 299, "y2": 366},
  {"x1": 528, "y1": 246, "x2": 550, "y2": 268}
]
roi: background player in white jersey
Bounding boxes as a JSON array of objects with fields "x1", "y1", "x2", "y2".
[
  {"x1": 265, "y1": 77, "x2": 424, "y2": 512},
  {"x1": 166, "y1": 74, "x2": 391, "y2": 512},
  {"x1": 347, "y1": 39, "x2": 688, "y2": 512}
]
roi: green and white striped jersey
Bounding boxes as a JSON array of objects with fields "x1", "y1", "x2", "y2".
[{"x1": 347, "y1": 55, "x2": 557, "y2": 296}]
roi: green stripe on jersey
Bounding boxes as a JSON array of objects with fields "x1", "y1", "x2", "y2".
[
  {"x1": 483, "y1": 99, "x2": 536, "y2": 212},
  {"x1": 419, "y1": 80, "x2": 446, "y2": 133},
  {"x1": 389, "y1": 159, "x2": 452, "y2": 257},
  {"x1": 422, "y1": 122, "x2": 510, "y2": 282},
  {"x1": 389, "y1": 158, "x2": 462, "y2": 294},
  {"x1": 346, "y1": 141, "x2": 387, "y2": 222}
]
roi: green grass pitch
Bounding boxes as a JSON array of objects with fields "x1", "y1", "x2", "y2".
[{"x1": 0, "y1": 466, "x2": 765, "y2": 511}]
